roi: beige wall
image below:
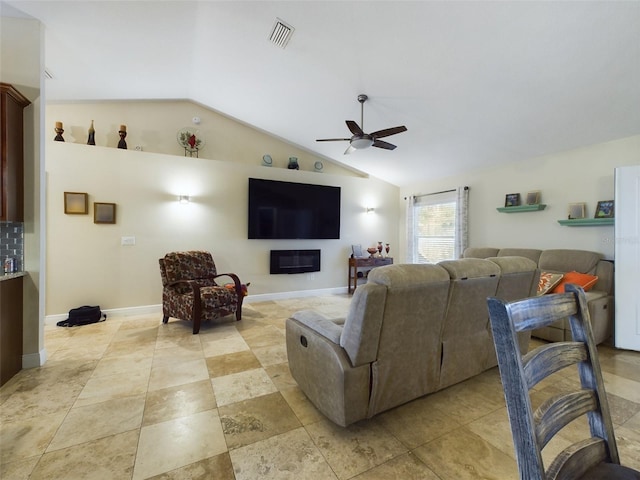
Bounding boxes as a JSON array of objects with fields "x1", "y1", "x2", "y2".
[
  {"x1": 399, "y1": 134, "x2": 640, "y2": 262},
  {"x1": 45, "y1": 141, "x2": 399, "y2": 316},
  {"x1": 46, "y1": 100, "x2": 365, "y2": 177}
]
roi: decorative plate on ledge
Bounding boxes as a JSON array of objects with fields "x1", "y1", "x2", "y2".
[{"x1": 177, "y1": 128, "x2": 205, "y2": 154}]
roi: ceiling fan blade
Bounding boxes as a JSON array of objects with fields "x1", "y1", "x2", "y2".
[
  {"x1": 346, "y1": 120, "x2": 364, "y2": 136},
  {"x1": 373, "y1": 139, "x2": 397, "y2": 150},
  {"x1": 344, "y1": 145, "x2": 355, "y2": 155},
  {"x1": 316, "y1": 138, "x2": 350, "y2": 142},
  {"x1": 370, "y1": 125, "x2": 407, "y2": 139}
]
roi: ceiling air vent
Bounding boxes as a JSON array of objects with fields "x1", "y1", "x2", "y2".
[{"x1": 269, "y1": 18, "x2": 294, "y2": 49}]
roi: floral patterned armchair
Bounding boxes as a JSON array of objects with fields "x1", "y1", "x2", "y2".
[{"x1": 159, "y1": 250, "x2": 243, "y2": 334}]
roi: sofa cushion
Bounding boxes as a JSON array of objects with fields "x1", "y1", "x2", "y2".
[
  {"x1": 552, "y1": 271, "x2": 598, "y2": 293},
  {"x1": 497, "y1": 248, "x2": 542, "y2": 264},
  {"x1": 539, "y1": 249, "x2": 602, "y2": 275},
  {"x1": 537, "y1": 271, "x2": 564, "y2": 295}
]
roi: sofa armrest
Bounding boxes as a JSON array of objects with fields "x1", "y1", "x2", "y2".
[
  {"x1": 290, "y1": 310, "x2": 343, "y2": 344},
  {"x1": 594, "y1": 260, "x2": 614, "y2": 294}
]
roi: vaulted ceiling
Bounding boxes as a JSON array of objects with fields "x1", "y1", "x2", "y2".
[{"x1": 4, "y1": 1, "x2": 640, "y2": 186}]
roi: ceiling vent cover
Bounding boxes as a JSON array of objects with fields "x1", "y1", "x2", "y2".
[{"x1": 269, "y1": 18, "x2": 294, "y2": 49}]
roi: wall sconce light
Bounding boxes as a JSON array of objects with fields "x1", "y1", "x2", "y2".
[
  {"x1": 178, "y1": 195, "x2": 190, "y2": 204},
  {"x1": 366, "y1": 207, "x2": 375, "y2": 214}
]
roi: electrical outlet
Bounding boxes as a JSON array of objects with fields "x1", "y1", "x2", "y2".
[{"x1": 121, "y1": 236, "x2": 136, "y2": 246}]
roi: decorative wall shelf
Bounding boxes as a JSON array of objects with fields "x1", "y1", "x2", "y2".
[
  {"x1": 557, "y1": 218, "x2": 614, "y2": 227},
  {"x1": 496, "y1": 204, "x2": 546, "y2": 213}
]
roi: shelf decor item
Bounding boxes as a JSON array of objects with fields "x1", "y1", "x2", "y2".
[
  {"x1": 526, "y1": 191, "x2": 540, "y2": 205},
  {"x1": 568, "y1": 203, "x2": 586, "y2": 219},
  {"x1": 262, "y1": 154, "x2": 273, "y2": 166},
  {"x1": 118, "y1": 125, "x2": 127, "y2": 149},
  {"x1": 64, "y1": 192, "x2": 88, "y2": 214},
  {"x1": 54, "y1": 121, "x2": 65, "y2": 142},
  {"x1": 505, "y1": 193, "x2": 520, "y2": 207},
  {"x1": 594, "y1": 200, "x2": 614, "y2": 218},
  {"x1": 287, "y1": 157, "x2": 299, "y2": 170},
  {"x1": 87, "y1": 120, "x2": 95, "y2": 145},
  {"x1": 94, "y1": 202, "x2": 116, "y2": 224},
  {"x1": 366, "y1": 246, "x2": 378, "y2": 258},
  {"x1": 177, "y1": 128, "x2": 204, "y2": 157}
]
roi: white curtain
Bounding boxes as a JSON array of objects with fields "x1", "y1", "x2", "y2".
[
  {"x1": 455, "y1": 186, "x2": 469, "y2": 258},
  {"x1": 405, "y1": 195, "x2": 416, "y2": 263}
]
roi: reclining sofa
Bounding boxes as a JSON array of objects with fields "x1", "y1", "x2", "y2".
[
  {"x1": 286, "y1": 256, "x2": 538, "y2": 426},
  {"x1": 463, "y1": 248, "x2": 614, "y2": 345}
]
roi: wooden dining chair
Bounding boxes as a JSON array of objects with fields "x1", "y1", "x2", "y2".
[{"x1": 487, "y1": 283, "x2": 639, "y2": 480}]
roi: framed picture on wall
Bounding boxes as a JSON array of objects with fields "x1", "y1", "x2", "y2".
[
  {"x1": 526, "y1": 191, "x2": 541, "y2": 205},
  {"x1": 594, "y1": 200, "x2": 614, "y2": 218},
  {"x1": 568, "y1": 203, "x2": 586, "y2": 219},
  {"x1": 94, "y1": 202, "x2": 116, "y2": 224},
  {"x1": 64, "y1": 192, "x2": 88, "y2": 214},
  {"x1": 505, "y1": 193, "x2": 520, "y2": 207}
]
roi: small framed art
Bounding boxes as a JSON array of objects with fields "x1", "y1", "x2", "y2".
[
  {"x1": 505, "y1": 193, "x2": 520, "y2": 207},
  {"x1": 568, "y1": 203, "x2": 586, "y2": 219},
  {"x1": 526, "y1": 191, "x2": 541, "y2": 205},
  {"x1": 64, "y1": 192, "x2": 88, "y2": 214},
  {"x1": 594, "y1": 200, "x2": 614, "y2": 218},
  {"x1": 94, "y1": 202, "x2": 116, "y2": 224},
  {"x1": 351, "y1": 244, "x2": 364, "y2": 258}
]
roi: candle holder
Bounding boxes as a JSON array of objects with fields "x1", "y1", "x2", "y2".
[
  {"x1": 117, "y1": 125, "x2": 127, "y2": 149},
  {"x1": 54, "y1": 122, "x2": 65, "y2": 142}
]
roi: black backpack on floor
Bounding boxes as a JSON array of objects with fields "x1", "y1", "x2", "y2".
[{"x1": 57, "y1": 305, "x2": 107, "y2": 327}]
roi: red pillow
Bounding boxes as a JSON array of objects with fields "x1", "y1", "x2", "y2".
[{"x1": 552, "y1": 271, "x2": 598, "y2": 293}]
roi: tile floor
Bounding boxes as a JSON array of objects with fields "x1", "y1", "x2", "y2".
[{"x1": 1, "y1": 294, "x2": 639, "y2": 479}]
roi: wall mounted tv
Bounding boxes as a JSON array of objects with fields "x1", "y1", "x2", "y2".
[{"x1": 248, "y1": 178, "x2": 341, "y2": 239}]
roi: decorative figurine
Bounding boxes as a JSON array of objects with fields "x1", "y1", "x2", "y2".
[
  {"x1": 288, "y1": 157, "x2": 299, "y2": 170},
  {"x1": 118, "y1": 124, "x2": 127, "y2": 149},
  {"x1": 87, "y1": 120, "x2": 95, "y2": 145},
  {"x1": 54, "y1": 121, "x2": 65, "y2": 142}
]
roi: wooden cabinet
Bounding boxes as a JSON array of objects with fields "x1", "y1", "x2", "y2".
[
  {"x1": 348, "y1": 257, "x2": 393, "y2": 294},
  {"x1": 0, "y1": 276, "x2": 23, "y2": 386},
  {"x1": 1, "y1": 83, "x2": 30, "y2": 222}
]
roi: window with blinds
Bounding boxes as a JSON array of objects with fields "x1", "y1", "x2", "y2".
[{"x1": 412, "y1": 190, "x2": 457, "y2": 264}]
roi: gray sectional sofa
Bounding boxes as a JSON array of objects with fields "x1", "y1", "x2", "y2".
[
  {"x1": 463, "y1": 247, "x2": 614, "y2": 345},
  {"x1": 286, "y1": 256, "x2": 538, "y2": 427}
]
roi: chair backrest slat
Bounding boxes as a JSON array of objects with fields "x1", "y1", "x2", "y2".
[{"x1": 522, "y1": 342, "x2": 587, "y2": 388}]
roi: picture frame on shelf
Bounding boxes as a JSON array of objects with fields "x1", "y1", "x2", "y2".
[
  {"x1": 526, "y1": 191, "x2": 540, "y2": 205},
  {"x1": 94, "y1": 202, "x2": 116, "y2": 224},
  {"x1": 351, "y1": 244, "x2": 364, "y2": 258},
  {"x1": 505, "y1": 193, "x2": 520, "y2": 207},
  {"x1": 594, "y1": 200, "x2": 614, "y2": 218},
  {"x1": 64, "y1": 192, "x2": 88, "y2": 214},
  {"x1": 568, "y1": 202, "x2": 586, "y2": 219}
]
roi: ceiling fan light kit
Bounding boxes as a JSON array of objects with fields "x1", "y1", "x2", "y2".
[{"x1": 317, "y1": 94, "x2": 407, "y2": 154}]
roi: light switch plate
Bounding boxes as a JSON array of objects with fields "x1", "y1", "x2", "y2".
[{"x1": 121, "y1": 236, "x2": 136, "y2": 246}]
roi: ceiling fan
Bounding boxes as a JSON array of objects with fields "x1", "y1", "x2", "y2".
[{"x1": 316, "y1": 94, "x2": 407, "y2": 155}]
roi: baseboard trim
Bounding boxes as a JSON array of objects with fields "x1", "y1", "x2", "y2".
[
  {"x1": 44, "y1": 287, "x2": 348, "y2": 324},
  {"x1": 23, "y1": 348, "x2": 47, "y2": 368}
]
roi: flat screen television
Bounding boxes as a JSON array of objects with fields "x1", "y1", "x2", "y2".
[{"x1": 248, "y1": 178, "x2": 341, "y2": 239}]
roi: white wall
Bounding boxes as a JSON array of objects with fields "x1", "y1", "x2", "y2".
[
  {"x1": 46, "y1": 141, "x2": 399, "y2": 316},
  {"x1": 399, "y1": 135, "x2": 640, "y2": 262}
]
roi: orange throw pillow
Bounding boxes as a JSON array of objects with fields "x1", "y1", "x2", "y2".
[{"x1": 552, "y1": 271, "x2": 598, "y2": 293}]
